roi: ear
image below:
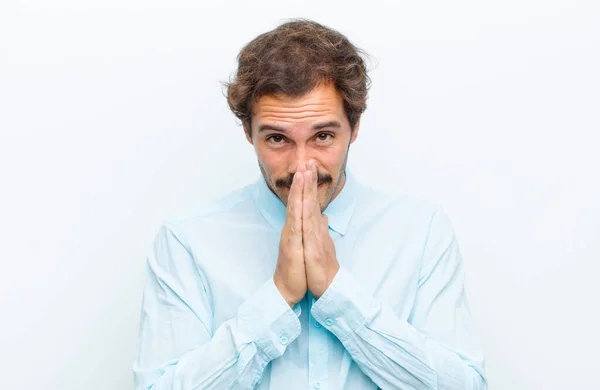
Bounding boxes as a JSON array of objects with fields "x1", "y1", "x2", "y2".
[
  {"x1": 243, "y1": 123, "x2": 253, "y2": 145},
  {"x1": 350, "y1": 118, "x2": 361, "y2": 144}
]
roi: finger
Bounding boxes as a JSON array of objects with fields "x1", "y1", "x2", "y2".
[
  {"x1": 302, "y1": 161, "x2": 316, "y2": 207},
  {"x1": 306, "y1": 160, "x2": 321, "y2": 225},
  {"x1": 302, "y1": 162, "x2": 314, "y2": 235},
  {"x1": 287, "y1": 162, "x2": 305, "y2": 209},
  {"x1": 293, "y1": 163, "x2": 306, "y2": 219},
  {"x1": 290, "y1": 170, "x2": 305, "y2": 248},
  {"x1": 303, "y1": 168, "x2": 312, "y2": 211},
  {"x1": 303, "y1": 196, "x2": 313, "y2": 237},
  {"x1": 322, "y1": 214, "x2": 329, "y2": 231},
  {"x1": 309, "y1": 160, "x2": 319, "y2": 213},
  {"x1": 288, "y1": 170, "x2": 303, "y2": 222}
]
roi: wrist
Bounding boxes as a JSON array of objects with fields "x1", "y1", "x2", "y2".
[{"x1": 273, "y1": 278, "x2": 299, "y2": 307}]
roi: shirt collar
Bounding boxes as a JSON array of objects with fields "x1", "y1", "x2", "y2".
[{"x1": 250, "y1": 168, "x2": 359, "y2": 236}]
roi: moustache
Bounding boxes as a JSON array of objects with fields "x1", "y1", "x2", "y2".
[{"x1": 276, "y1": 173, "x2": 333, "y2": 188}]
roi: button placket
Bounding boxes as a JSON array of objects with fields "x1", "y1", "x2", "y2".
[{"x1": 308, "y1": 292, "x2": 329, "y2": 390}]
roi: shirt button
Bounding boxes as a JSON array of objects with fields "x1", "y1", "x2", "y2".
[
  {"x1": 313, "y1": 382, "x2": 321, "y2": 389},
  {"x1": 279, "y1": 335, "x2": 289, "y2": 345},
  {"x1": 314, "y1": 320, "x2": 322, "y2": 328},
  {"x1": 325, "y1": 318, "x2": 334, "y2": 326}
]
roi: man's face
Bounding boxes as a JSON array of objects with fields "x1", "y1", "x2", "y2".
[{"x1": 245, "y1": 83, "x2": 360, "y2": 211}]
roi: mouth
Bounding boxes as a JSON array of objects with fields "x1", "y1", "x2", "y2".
[{"x1": 286, "y1": 183, "x2": 325, "y2": 189}]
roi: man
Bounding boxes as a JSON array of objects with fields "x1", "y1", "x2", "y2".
[{"x1": 133, "y1": 19, "x2": 487, "y2": 390}]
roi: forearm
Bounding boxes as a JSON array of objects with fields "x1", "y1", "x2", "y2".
[
  {"x1": 311, "y1": 266, "x2": 486, "y2": 390},
  {"x1": 327, "y1": 306, "x2": 485, "y2": 389},
  {"x1": 134, "y1": 278, "x2": 301, "y2": 390}
]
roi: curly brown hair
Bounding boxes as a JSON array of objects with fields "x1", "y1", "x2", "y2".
[{"x1": 225, "y1": 19, "x2": 371, "y2": 136}]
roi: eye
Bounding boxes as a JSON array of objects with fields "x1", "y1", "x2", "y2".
[
  {"x1": 266, "y1": 135, "x2": 285, "y2": 144},
  {"x1": 316, "y1": 133, "x2": 333, "y2": 141}
]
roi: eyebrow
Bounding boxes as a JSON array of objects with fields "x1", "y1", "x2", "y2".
[{"x1": 257, "y1": 120, "x2": 342, "y2": 133}]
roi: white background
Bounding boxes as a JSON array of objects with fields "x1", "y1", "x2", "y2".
[{"x1": 1, "y1": 1, "x2": 599, "y2": 389}]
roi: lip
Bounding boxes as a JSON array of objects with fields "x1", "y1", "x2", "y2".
[{"x1": 285, "y1": 183, "x2": 325, "y2": 189}]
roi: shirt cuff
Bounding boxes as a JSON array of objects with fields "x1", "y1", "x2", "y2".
[
  {"x1": 236, "y1": 277, "x2": 302, "y2": 361},
  {"x1": 311, "y1": 266, "x2": 381, "y2": 342}
]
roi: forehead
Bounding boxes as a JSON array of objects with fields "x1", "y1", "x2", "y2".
[{"x1": 252, "y1": 83, "x2": 346, "y2": 125}]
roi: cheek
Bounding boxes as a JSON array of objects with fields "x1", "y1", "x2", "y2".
[
  {"x1": 258, "y1": 154, "x2": 281, "y2": 176},
  {"x1": 259, "y1": 149, "x2": 290, "y2": 171},
  {"x1": 323, "y1": 147, "x2": 348, "y2": 167},
  {"x1": 318, "y1": 182, "x2": 332, "y2": 197}
]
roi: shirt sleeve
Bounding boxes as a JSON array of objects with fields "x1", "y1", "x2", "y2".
[
  {"x1": 132, "y1": 223, "x2": 302, "y2": 390},
  {"x1": 310, "y1": 207, "x2": 487, "y2": 390}
]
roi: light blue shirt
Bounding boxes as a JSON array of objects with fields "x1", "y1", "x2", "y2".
[{"x1": 133, "y1": 169, "x2": 487, "y2": 389}]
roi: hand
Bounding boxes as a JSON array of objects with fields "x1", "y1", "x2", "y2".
[
  {"x1": 274, "y1": 164, "x2": 308, "y2": 307},
  {"x1": 302, "y1": 160, "x2": 340, "y2": 299}
]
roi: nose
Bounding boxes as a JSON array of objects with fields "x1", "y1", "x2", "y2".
[{"x1": 289, "y1": 146, "x2": 312, "y2": 174}]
